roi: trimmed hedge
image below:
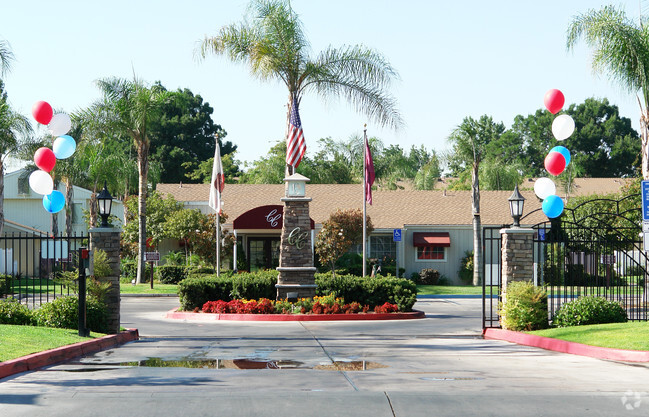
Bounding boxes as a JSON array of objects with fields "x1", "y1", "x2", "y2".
[
  {"x1": 32, "y1": 296, "x2": 109, "y2": 333},
  {"x1": 178, "y1": 271, "x2": 418, "y2": 312},
  {"x1": 0, "y1": 297, "x2": 34, "y2": 325},
  {"x1": 315, "y1": 273, "x2": 417, "y2": 312},
  {"x1": 552, "y1": 296, "x2": 627, "y2": 327},
  {"x1": 179, "y1": 271, "x2": 277, "y2": 311},
  {"x1": 499, "y1": 281, "x2": 549, "y2": 331}
]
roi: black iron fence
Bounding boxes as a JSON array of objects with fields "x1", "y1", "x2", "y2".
[
  {"x1": 483, "y1": 194, "x2": 649, "y2": 328},
  {"x1": 0, "y1": 232, "x2": 88, "y2": 309}
]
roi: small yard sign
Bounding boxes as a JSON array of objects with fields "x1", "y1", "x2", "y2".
[{"x1": 144, "y1": 252, "x2": 160, "y2": 262}]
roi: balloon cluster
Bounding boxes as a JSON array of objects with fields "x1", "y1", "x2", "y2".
[
  {"x1": 534, "y1": 89, "x2": 575, "y2": 219},
  {"x1": 29, "y1": 101, "x2": 77, "y2": 214}
]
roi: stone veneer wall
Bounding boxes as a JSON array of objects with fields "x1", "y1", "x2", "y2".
[
  {"x1": 89, "y1": 228, "x2": 121, "y2": 334},
  {"x1": 277, "y1": 199, "x2": 316, "y2": 299},
  {"x1": 500, "y1": 227, "x2": 535, "y2": 304}
]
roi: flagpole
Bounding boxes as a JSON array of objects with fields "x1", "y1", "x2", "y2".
[
  {"x1": 214, "y1": 133, "x2": 221, "y2": 277},
  {"x1": 362, "y1": 124, "x2": 367, "y2": 277}
]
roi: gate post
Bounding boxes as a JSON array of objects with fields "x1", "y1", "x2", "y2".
[
  {"x1": 500, "y1": 227, "x2": 535, "y2": 304},
  {"x1": 89, "y1": 226, "x2": 121, "y2": 334}
]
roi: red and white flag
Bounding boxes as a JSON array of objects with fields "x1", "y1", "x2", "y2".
[
  {"x1": 286, "y1": 98, "x2": 306, "y2": 168},
  {"x1": 364, "y1": 135, "x2": 375, "y2": 205},
  {"x1": 209, "y1": 144, "x2": 225, "y2": 215}
]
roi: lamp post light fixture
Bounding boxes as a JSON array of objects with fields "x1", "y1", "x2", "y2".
[
  {"x1": 508, "y1": 184, "x2": 525, "y2": 227},
  {"x1": 97, "y1": 181, "x2": 113, "y2": 228}
]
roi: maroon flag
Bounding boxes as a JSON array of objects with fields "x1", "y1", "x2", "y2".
[
  {"x1": 209, "y1": 144, "x2": 225, "y2": 215},
  {"x1": 365, "y1": 135, "x2": 375, "y2": 205},
  {"x1": 286, "y1": 98, "x2": 306, "y2": 168}
]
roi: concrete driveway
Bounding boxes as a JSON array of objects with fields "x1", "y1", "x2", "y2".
[{"x1": 0, "y1": 297, "x2": 647, "y2": 416}]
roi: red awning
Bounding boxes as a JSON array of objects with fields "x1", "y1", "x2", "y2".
[{"x1": 413, "y1": 232, "x2": 451, "y2": 247}]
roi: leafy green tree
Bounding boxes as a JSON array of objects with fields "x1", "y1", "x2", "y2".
[
  {"x1": 165, "y1": 209, "x2": 205, "y2": 263},
  {"x1": 479, "y1": 158, "x2": 523, "y2": 191},
  {"x1": 0, "y1": 80, "x2": 32, "y2": 234},
  {"x1": 239, "y1": 141, "x2": 287, "y2": 184},
  {"x1": 198, "y1": 0, "x2": 402, "y2": 175},
  {"x1": 567, "y1": 5, "x2": 649, "y2": 179},
  {"x1": 183, "y1": 151, "x2": 240, "y2": 184},
  {"x1": 87, "y1": 77, "x2": 171, "y2": 284},
  {"x1": 122, "y1": 191, "x2": 183, "y2": 257},
  {"x1": 148, "y1": 83, "x2": 239, "y2": 183},
  {"x1": 448, "y1": 115, "x2": 504, "y2": 285},
  {"x1": 413, "y1": 156, "x2": 442, "y2": 190},
  {"x1": 315, "y1": 208, "x2": 373, "y2": 277}
]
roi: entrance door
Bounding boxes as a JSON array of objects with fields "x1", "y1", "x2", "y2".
[{"x1": 248, "y1": 237, "x2": 280, "y2": 271}]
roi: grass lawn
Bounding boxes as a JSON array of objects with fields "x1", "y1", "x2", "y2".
[
  {"x1": 528, "y1": 322, "x2": 649, "y2": 351},
  {"x1": 417, "y1": 285, "x2": 482, "y2": 295},
  {"x1": 119, "y1": 283, "x2": 178, "y2": 295},
  {"x1": 0, "y1": 325, "x2": 105, "y2": 362}
]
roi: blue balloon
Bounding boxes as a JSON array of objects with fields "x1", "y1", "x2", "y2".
[
  {"x1": 550, "y1": 146, "x2": 570, "y2": 166},
  {"x1": 542, "y1": 195, "x2": 564, "y2": 219},
  {"x1": 52, "y1": 135, "x2": 76, "y2": 159},
  {"x1": 43, "y1": 190, "x2": 66, "y2": 213}
]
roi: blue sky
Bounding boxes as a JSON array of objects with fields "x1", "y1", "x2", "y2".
[{"x1": 1, "y1": 1, "x2": 646, "y2": 168}]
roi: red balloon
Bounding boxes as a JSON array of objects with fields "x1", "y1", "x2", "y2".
[
  {"x1": 544, "y1": 151, "x2": 566, "y2": 176},
  {"x1": 32, "y1": 101, "x2": 53, "y2": 125},
  {"x1": 544, "y1": 89, "x2": 565, "y2": 114},
  {"x1": 34, "y1": 147, "x2": 56, "y2": 172}
]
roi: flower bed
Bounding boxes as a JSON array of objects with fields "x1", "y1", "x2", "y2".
[{"x1": 198, "y1": 294, "x2": 400, "y2": 316}]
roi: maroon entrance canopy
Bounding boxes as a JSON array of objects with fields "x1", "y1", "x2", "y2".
[
  {"x1": 413, "y1": 232, "x2": 451, "y2": 247},
  {"x1": 233, "y1": 205, "x2": 314, "y2": 230}
]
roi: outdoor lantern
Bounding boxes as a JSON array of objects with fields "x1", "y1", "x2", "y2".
[
  {"x1": 284, "y1": 173, "x2": 310, "y2": 198},
  {"x1": 508, "y1": 184, "x2": 525, "y2": 227},
  {"x1": 97, "y1": 181, "x2": 113, "y2": 228}
]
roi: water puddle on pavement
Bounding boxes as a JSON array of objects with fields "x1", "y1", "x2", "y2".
[{"x1": 63, "y1": 357, "x2": 386, "y2": 371}]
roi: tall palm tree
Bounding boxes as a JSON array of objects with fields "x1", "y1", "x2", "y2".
[
  {"x1": 198, "y1": 0, "x2": 402, "y2": 173},
  {"x1": 0, "y1": 40, "x2": 14, "y2": 77},
  {"x1": 0, "y1": 80, "x2": 32, "y2": 235},
  {"x1": 88, "y1": 77, "x2": 169, "y2": 284},
  {"x1": 448, "y1": 116, "x2": 505, "y2": 286},
  {"x1": 567, "y1": 5, "x2": 649, "y2": 179}
]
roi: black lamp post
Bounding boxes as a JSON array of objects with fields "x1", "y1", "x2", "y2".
[
  {"x1": 508, "y1": 184, "x2": 525, "y2": 227},
  {"x1": 97, "y1": 181, "x2": 113, "y2": 228}
]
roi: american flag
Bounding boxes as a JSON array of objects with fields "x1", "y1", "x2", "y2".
[{"x1": 286, "y1": 98, "x2": 306, "y2": 168}]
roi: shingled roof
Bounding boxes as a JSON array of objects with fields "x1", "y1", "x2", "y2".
[{"x1": 156, "y1": 178, "x2": 631, "y2": 229}]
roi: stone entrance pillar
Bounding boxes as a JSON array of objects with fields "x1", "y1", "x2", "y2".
[
  {"x1": 89, "y1": 227, "x2": 121, "y2": 334},
  {"x1": 276, "y1": 173, "x2": 317, "y2": 300},
  {"x1": 500, "y1": 227, "x2": 535, "y2": 303}
]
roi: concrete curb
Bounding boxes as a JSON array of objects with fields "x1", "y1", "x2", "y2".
[
  {"x1": 0, "y1": 328, "x2": 139, "y2": 380},
  {"x1": 483, "y1": 327, "x2": 649, "y2": 362},
  {"x1": 166, "y1": 308, "x2": 425, "y2": 322}
]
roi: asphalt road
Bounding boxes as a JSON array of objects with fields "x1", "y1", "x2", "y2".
[{"x1": 0, "y1": 297, "x2": 647, "y2": 416}]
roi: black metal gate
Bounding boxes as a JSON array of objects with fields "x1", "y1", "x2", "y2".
[
  {"x1": 483, "y1": 194, "x2": 648, "y2": 328},
  {"x1": 0, "y1": 232, "x2": 89, "y2": 308}
]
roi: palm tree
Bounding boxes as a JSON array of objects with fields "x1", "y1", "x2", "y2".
[
  {"x1": 88, "y1": 77, "x2": 169, "y2": 284},
  {"x1": 448, "y1": 116, "x2": 505, "y2": 286},
  {"x1": 567, "y1": 5, "x2": 649, "y2": 179},
  {"x1": 198, "y1": 0, "x2": 402, "y2": 173},
  {"x1": 0, "y1": 39, "x2": 14, "y2": 77},
  {"x1": 0, "y1": 80, "x2": 32, "y2": 235}
]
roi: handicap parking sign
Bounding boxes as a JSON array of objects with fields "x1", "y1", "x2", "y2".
[{"x1": 393, "y1": 229, "x2": 402, "y2": 242}]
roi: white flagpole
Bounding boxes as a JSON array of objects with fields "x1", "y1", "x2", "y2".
[
  {"x1": 362, "y1": 124, "x2": 368, "y2": 277},
  {"x1": 216, "y1": 212, "x2": 220, "y2": 277}
]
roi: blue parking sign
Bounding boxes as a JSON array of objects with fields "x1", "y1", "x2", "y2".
[
  {"x1": 393, "y1": 229, "x2": 402, "y2": 242},
  {"x1": 643, "y1": 181, "x2": 649, "y2": 221}
]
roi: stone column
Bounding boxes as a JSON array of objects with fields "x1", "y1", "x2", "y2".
[
  {"x1": 89, "y1": 227, "x2": 121, "y2": 334},
  {"x1": 500, "y1": 227, "x2": 535, "y2": 303},
  {"x1": 276, "y1": 176, "x2": 317, "y2": 300}
]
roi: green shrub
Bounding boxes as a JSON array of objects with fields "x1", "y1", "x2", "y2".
[
  {"x1": 33, "y1": 296, "x2": 109, "y2": 333},
  {"x1": 499, "y1": 281, "x2": 549, "y2": 331},
  {"x1": 417, "y1": 268, "x2": 440, "y2": 285},
  {"x1": 178, "y1": 271, "x2": 277, "y2": 311},
  {"x1": 552, "y1": 296, "x2": 627, "y2": 328},
  {"x1": 156, "y1": 265, "x2": 187, "y2": 284},
  {"x1": 120, "y1": 259, "x2": 152, "y2": 282},
  {"x1": 315, "y1": 273, "x2": 417, "y2": 312},
  {"x1": 0, "y1": 274, "x2": 11, "y2": 296},
  {"x1": 0, "y1": 297, "x2": 34, "y2": 325},
  {"x1": 458, "y1": 250, "x2": 473, "y2": 285}
]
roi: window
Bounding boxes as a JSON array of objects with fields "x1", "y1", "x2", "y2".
[
  {"x1": 71, "y1": 203, "x2": 83, "y2": 224},
  {"x1": 417, "y1": 246, "x2": 446, "y2": 261},
  {"x1": 17, "y1": 172, "x2": 30, "y2": 196},
  {"x1": 370, "y1": 235, "x2": 396, "y2": 259}
]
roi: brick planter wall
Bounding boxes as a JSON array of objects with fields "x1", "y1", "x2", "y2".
[{"x1": 89, "y1": 227, "x2": 121, "y2": 334}]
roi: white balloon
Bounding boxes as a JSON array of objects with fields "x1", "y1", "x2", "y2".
[
  {"x1": 48, "y1": 113, "x2": 72, "y2": 136},
  {"x1": 29, "y1": 170, "x2": 54, "y2": 195},
  {"x1": 551, "y1": 114, "x2": 575, "y2": 141},
  {"x1": 534, "y1": 177, "x2": 556, "y2": 200}
]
